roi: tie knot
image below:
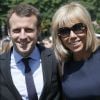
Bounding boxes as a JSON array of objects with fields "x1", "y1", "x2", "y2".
[{"x1": 22, "y1": 58, "x2": 31, "y2": 73}]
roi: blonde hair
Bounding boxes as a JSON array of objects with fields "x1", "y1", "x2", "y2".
[
  {"x1": 51, "y1": 2, "x2": 100, "y2": 62},
  {"x1": 0, "y1": 37, "x2": 13, "y2": 54}
]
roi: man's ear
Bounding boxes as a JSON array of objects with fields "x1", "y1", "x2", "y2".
[
  {"x1": 8, "y1": 30, "x2": 11, "y2": 38},
  {"x1": 37, "y1": 27, "x2": 41, "y2": 37}
]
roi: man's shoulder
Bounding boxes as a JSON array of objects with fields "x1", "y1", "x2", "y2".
[
  {"x1": 0, "y1": 49, "x2": 11, "y2": 60},
  {"x1": 37, "y1": 44, "x2": 54, "y2": 55}
]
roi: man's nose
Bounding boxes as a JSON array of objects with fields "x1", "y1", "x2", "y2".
[{"x1": 20, "y1": 29, "x2": 27, "y2": 39}]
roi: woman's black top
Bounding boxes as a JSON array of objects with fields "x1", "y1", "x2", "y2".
[{"x1": 62, "y1": 48, "x2": 100, "y2": 100}]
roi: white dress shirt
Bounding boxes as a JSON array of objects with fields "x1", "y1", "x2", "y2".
[{"x1": 10, "y1": 46, "x2": 44, "y2": 100}]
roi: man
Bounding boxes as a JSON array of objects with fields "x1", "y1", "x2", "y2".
[{"x1": 0, "y1": 4, "x2": 62, "y2": 100}]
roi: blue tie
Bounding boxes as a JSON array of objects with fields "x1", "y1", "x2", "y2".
[{"x1": 22, "y1": 58, "x2": 38, "y2": 100}]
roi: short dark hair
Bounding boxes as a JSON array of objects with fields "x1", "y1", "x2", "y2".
[{"x1": 7, "y1": 3, "x2": 41, "y2": 30}]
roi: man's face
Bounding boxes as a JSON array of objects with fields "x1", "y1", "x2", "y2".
[{"x1": 9, "y1": 13, "x2": 39, "y2": 57}]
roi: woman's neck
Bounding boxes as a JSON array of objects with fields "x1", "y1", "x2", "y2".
[{"x1": 73, "y1": 50, "x2": 90, "y2": 61}]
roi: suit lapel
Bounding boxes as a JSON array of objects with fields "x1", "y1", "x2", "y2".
[
  {"x1": 37, "y1": 45, "x2": 53, "y2": 99},
  {"x1": 0, "y1": 50, "x2": 22, "y2": 99},
  {"x1": 41, "y1": 49, "x2": 52, "y2": 86},
  {"x1": 37, "y1": 44, "x2": 52, "y2": 85}
]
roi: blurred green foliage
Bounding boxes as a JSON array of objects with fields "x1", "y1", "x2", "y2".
[{"x1": 0, "y1": 0, "x2": 100, "y2": 37}]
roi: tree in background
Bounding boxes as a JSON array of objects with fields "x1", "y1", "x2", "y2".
[{"x1": 0, "y1": 0, "x2": 100, "y2": 38}]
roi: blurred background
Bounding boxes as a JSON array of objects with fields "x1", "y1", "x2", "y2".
[{"x1": 0, "y1": 0, "x2": 100, "y2": 39}]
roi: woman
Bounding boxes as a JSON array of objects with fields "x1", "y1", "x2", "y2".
[{"x1": 51, "y1": 2, "x2": 100, "y2": 99}]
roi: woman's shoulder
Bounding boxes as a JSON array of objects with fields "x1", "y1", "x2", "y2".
[{"x1": 92, "y1": 46, "x2": 100, "y2": 60}]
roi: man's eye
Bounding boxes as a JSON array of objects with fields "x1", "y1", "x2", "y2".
[
  {"x1": 13, "y1": 29, "x2": 21, "y2": 33},
  {"x1": 25, "y1": 28, "x2": 34, "y2": 33}
]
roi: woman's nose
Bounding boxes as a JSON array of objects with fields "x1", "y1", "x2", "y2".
[{"x1": 69, "y1": 30, "x2": 77, "y2": 38}]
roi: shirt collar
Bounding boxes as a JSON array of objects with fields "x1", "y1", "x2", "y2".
[{"x1": 13, "y1": 46, "x2": 40, "y2": 63}]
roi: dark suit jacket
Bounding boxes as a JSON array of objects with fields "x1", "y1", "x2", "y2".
[{"x1": 0, "y1": 45, "x2": 62, "y2": 100}]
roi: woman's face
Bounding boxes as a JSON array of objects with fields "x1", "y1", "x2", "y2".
[{"x1": 58, "y1": 21, "x2": 87, "y2": 53}]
